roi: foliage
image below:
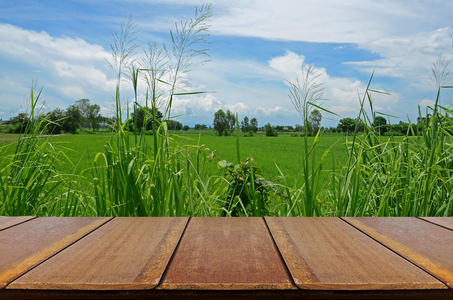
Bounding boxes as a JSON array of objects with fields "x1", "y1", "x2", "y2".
[
  {"x1": 194, "y1": 123, "x2": 208, "y2": 130},
  {"x1": 250, "y1": 117, "x2": 258, "y2": 133},
  {"x1": 75, "y1": 99, "x2": 101, "y2": 132},
  {"x1": 62, "y1": 105, "x2": 82, "y2": 134},
  {"x1": 213, "y1": 109, "x2": 229, "y2": 136},
  {"x1": 217, "y1": 157, "x2": 276, "y2": 216},
  {"x1": 8, "y1": 113, "x2": 29, "y2": 134},
  {"x1": 309, "y1": 109, "x2": 322, "y2": 133},
  {"x1": 338, "y1": 117, "x2": 356, "y2": 133},
  {"x1": 373, "y1": 116, "x2": 387, "y2": 134},
  {"x1": 130, "y1": 106, "x2": 162, "y2": 131},
  {"x1": 265, "y1": 123, "x2": 278, "y2": 136},
  {"x1": 241, "y1": 116, "x2": 250, "y2": 132}
]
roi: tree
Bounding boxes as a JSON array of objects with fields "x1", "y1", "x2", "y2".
[
  {"x1": 213, "y1": 109, "x2": 228, "y2": 136},
  {"x1": 45, "y1": 108, "x2": 65, "y2": 134},
  {"x1": 194, "y1": 124, "x2": 207, "y2": 130},
  {"x1": 130, "y1": 106, "x2": 162, "y2": 131},
  {"x1": 75, "y1": 99, "x2": 101, "y2": 132},
  {"x1": 338, "y1": 117, "x2": 356, "y2": 133},
  {"x1": 226, "y1": 110, "x2": 235, "y2": 132},
  {"x1": 87, "y1": 103, "x2": 101, "y2": 132},
  {"x1": 265, "y1": 123, "x2": 278, "y2": 136},
  {"x1": 309, "y1": 109, "x2": 322, "y2": 133},
  {"x1": 9, "y1": 113, "x2": 29, "y2": 133},
  {"x1": 62, "y1": 105, "x2": 82, "y2": 134},
  {"x1": 250, "y1": 117, "x2": 258, "y2": 133},
  {"x1": 241, "y1": 116, "x2": 250, "y2": 132},
  {"x1": 373, "y1": 116, "x2": 387, "y2": 134},
  {"x1": 167, "y1": 120, "x2": 183, "y2": 131}
]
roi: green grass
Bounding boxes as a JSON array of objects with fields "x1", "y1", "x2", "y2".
[{"x1": 0, "y1": 132, "x2": 349, "y2": 188}]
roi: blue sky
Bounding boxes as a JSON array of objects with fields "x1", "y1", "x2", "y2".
[{"x1": 0, "y1": 0, "x2": 452, "y2": 127}]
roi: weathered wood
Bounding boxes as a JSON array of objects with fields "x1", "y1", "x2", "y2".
[
  {"x1": 266, "y1": 217, "x2": 446, "y2": 290},
  {"x1": 419, "y1": 217, "x2": 453, "y2": 230},
  {"x1": 343, "y1": 217, "x2": 453, "y2": 288},
  {"x1": 0, "y1": 217, "x2": 110, "y2": 288},
  {"x1": 0, "y1": 217, "x2": 35, "y2": 231},
  {"x1": 158, "y1": 217, "x2": 296, "y2": 290},
  {"x1": 8, "y1": 217, "x2": 188, "y2": 290}
]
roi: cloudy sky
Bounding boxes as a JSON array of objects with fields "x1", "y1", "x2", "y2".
[{"x1": 0, "y1": 0, "x2": 452, "y2": 127}]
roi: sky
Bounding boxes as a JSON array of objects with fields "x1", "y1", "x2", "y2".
[{"x1": 0, "y1": 0, "x2": 452, "y2": 128}]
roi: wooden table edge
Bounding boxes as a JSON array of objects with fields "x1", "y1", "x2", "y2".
[{"x1": 156, "y1": 282, "x2": 298, "y2": 291}]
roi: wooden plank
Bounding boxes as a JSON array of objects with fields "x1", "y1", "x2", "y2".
[
  {"x1": 8, "y1": 217, "x2": 188, "y2": 291},
  {"x1": 343, "y1": 217, "x2": 453, "y2": 288},
  {"x1": 0, "y1": 217, "x2": 110, "y2": 289},
  {"x1": 0, "y1": 217, "x2": 35, "y2": 231},
  {"x1": 265, "y1": 217, "x2": 446, "y2": 290},
  {"x1": 419, "y1": 217, "x2": 453, "y2": 230},
  {"x1": 158, "y1": 217, "x2": 296, "y2": 290}
]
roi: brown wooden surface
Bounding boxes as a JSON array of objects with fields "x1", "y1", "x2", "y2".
[
  {"x1": 0, "y1": 217, "x2": 35, "y2": 231},
  {"x1": 343, "y1": 217, "x2": 453, "y2": 288},
  {"x1": 158, "y1": 217, "x2": 296, "y2": 290},
  {"x1": 0, "y1": 217, "x2": 110, "y2": 289},
  {"x1": 265, "y1": 217, "x2": 446, "y2": 290},
  {"x1": 8, "y1": 217, "x2": 188, "y2": 291},
  {"x1": 419, "y1": 217, "x2": 453, "y2": 230}
]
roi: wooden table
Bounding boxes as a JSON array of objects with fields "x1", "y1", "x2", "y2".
[{"x1": 0, "y1": 217, "x2": 452, "y2": 299}]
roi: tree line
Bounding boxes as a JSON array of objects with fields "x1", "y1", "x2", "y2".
[{"x1": 3, "y1": 99, "x2": 103, "y2": 134}]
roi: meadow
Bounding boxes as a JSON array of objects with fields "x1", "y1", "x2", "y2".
[{"x1": 0, "y1": 131, "x2": 348, "y2": 189}]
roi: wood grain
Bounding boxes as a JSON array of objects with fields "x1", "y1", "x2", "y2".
[
  {"x1": 0, "y1": 217, "x2": 110, "y2": 289},
  {"x1": 8, "y1": 217, "x2": 188, "y2": 290},
  {"x1": 158, "y1": 217, "x2": 296, "y2": 290},
  {"x1": 419, "y1": 217, "x2": 453, "y2": 230},
  {"x1": 0, "y1": 217, "x2": 35, "y2": 231},
  {"x1": 343, "y1": 217, "x2": 453, "y2": 288},
  {"x1": 266, "y1": 217, "x2": 446, "y2": 290}
]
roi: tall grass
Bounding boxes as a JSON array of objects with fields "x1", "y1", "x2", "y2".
[
  {"x1": 88, "y1": 4, "x2": 226, "y2": 216},
  {"x1": 0, "y1": 83, "x2": 63, "y2": 215},
  {"x1": 280, "y1": 70, "x2": 453, "y2": 217}
]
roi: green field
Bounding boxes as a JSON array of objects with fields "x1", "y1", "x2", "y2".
[{"x1": 0, "y1": 131, "x2": 348, "y2": 187}]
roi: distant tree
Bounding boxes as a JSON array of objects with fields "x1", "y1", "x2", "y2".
[
  {"x1": 338, "y1": 117, "x2": 356, "y2": 133},
  {"x1": 295, "y1": 124, "x2": 303, "y2": 132},
  {"x1": 194, "y1": 124, "x2": 207, "y2": 130},
  {"x1": 213, "y1": 109, "x2": 229, "y2": 136},
  {"x1": 373, "y1": 116, "x2": 387, "y2": 134},
  {"x1": 167, "y1": 120, "x2": 183, "y2": 131},
  {"x1": 241, "y1": 116, "x2": 250, "y2": 132},
  {"x1": 355, "y1": 118, "x2": 365, "y2": 133},
  {"x1": 265, "y1": 123, "x2": 278, "y2": 137},
  {"x1": 87, "y1": 103, "x2": 101, "y2": 132},
  {"x1": 309, "y1": 109, "x2": 322, "y2": 133},
  {"x1": 45, "y1": 108, "x2": 65, "y2": 134},
  {"x1": 9, "y1": 113, "x2": 29, "y2": 133},
  {"x1": 62, "y1": 105, "x2": 82, "y2": 134},
  {"x1": 130, "y1": 106, "x2": 162, "y2": 131},
  {"x1": 183, "y1": 125, "x2": 190, "y2": 131},
  {"x1": 226, "y1": 110, "x2": 235, "y2": 132},
  {"x1": 75, "y1": 99, "x2": 101, "y2": 132},
  {"x1": 250, "y1": 117, "x2": 258, "y2": 133}
]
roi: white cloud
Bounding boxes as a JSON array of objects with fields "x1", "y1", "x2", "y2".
[
  {"x1": 419, "y1": 99, "x2": 435, "y2": 107},
  {"x1": 345, "y1": 27, "x2": 453, "y2": 89},
  {"x1": 0, "y1": 24, "x2": 116, "y2": 116},
  {"x1": 151, "y1": 0, "x2": 453, "y2": 44},
  {"x1": 268, "y1": 51, "x2": 304, "y2": 80}
]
